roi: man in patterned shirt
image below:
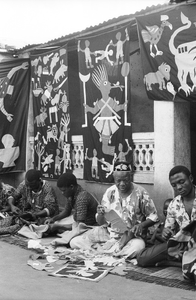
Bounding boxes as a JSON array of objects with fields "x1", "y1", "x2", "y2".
[
  {"x1": 0, "y1": 180, "x2": 15, "y2": 212},
  {"x1": 137, "y1": 165, "x2": 196, "y2": 269},
  {"x1": 70, "y1": 161, "x2": 159, "y2": 257},
  {"x1": 46, "y1": 172, "x2": 98, "y2": 233},
  {"x1": 8, "y1": 169, "x2": 59, "y2": 224},
  {"x1": 95, "y1": 161, "x2": 159, "y2": 258}
]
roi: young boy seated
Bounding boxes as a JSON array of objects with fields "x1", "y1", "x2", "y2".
[{"x1": 148, "y1": 198, "x2": 172, "y2": 245}]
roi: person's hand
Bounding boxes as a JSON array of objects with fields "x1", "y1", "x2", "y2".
[
  {"x1": 162, "y1": 228, "x2": 173, "y2": 241},
  {"x1": 10, "y1": 205, "x2": 21, "y2": 215},
  {"x1": 97, "y1": 205, "x2": 105, "y2": 215},
  {"x1": 118, "y1": 230, "x2": 134, "y2": 250},
  {"x1": 44, "y1": 218, "x2": 54, "y2": 225},
  {"x1": 30, "y1": 213, "x2": 37, "y2": 222},
  {"x1": 130, "y1": 224, "x2": 143, "y2": 237}
]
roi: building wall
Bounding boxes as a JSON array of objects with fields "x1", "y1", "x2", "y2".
[
  {"x1": 2, "y1": 40, "x2": 186, "y2": 221},
  {"x1": 0, "y1": 44, "x2": 157, "y2": 212}
]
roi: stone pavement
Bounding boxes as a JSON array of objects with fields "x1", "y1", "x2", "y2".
[{"x1": 0, "y1": 240, "x2": 195, "y2": 300}]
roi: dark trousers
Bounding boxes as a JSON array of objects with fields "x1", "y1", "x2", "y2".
[{"x1": 137, "y1": 242, "x2": 168, "y2": 267}]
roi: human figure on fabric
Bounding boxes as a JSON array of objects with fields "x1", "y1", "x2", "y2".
[
  {"x1": 54, "y1": 148, "x2": 62, "y2": 175},
  {"x1": 95, "y1": 42, "x2": 114, "y2": 65},
  {"x1": 7, "y1": 169, "x2": 59, "y2": 224},
  {"x1": 85, "y1": 148, "x2": 102, "y2": 180},
  {"x1": 116, "y1": 140, "x2": 132, "y2": 162},
  {"x1": 69, "y1": 161, "x2": 159, "y2": 259},
  {"x1": 110, "y1": 29, "x2": 129, "y2": 65},
  {"x1": 84, "y1": 64, "x2": 126, "y2": 155},
  {"x1": 137, "y1": 165, "x2": 196, "y2": 284},
  {"x1": 0, "y1": 134, "x2": 19, "y2": 170},
  {"x1": 101, "y1": 152, "x2": 117, "y2": 178},
  {"x1": 0, "y1": 180, "x2": 16, "y2": 213},
  {"x1": 78, "y1": 40, "x2": 96, "y2": 69},
  {"x1": 44, "y1": 173, "x2": 98, "y2": 234},
  {"x1": 0, "y1": 61, "x2": 29, "y2": 122}
]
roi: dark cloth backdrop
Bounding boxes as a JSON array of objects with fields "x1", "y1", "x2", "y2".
[
  {"x1": 31, "y1": 45, "x2": 71, "y2": 179},
  {"x1": 77, "y1": 23, "x2": 133, "y2": 183},
  {"x1": 0, "y1": 58, "x2": 30, "y2": 173},
  {"x1": 136, "y1": 2, "x2": 196, "y2": 101}
]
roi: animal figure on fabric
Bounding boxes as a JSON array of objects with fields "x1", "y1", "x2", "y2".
[
  {"x1": 35, "y1": 107, "x2": 47, "y2": 127},
  {"x1": 51, "y1": 89, "x2": 63, "y2": 106},
  {"x1": 141, "y1": 15, "x2": 172, "y2": 58},
  {"x1": 31, "y1": 57, "x2": 41, "y2": 74},
  {"x1": 53, "y1": 60, "x2": 68, "y2": 83},
  {"x1": 144, "y1": 63, "x2": 171, "y2": 91},
  {"x1": 169, "y1": 12, "x2": 196, "y2": 96},
  {"x1": 46, "y1": 124, "x2": 58, "y2": 142},
  {"x1": 50, "y1": 53, "x2": 59, "y2": 75},
  {"x1": 41, "y1": 81, "x2": 53, "y2": 106}
]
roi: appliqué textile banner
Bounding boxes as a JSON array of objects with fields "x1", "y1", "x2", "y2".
[
  {"x1": 0, "y1": 58, "x2": 30, "y2": 173},
  {"x1": 31, "y1": 45, "x2": 70, "y2": 179},
  {"x1": 136, "y1": 3, "x2": 196, "y2": 101},
  {"x1": 77, "y1": 24, "x2": 133, "y2": 183}
]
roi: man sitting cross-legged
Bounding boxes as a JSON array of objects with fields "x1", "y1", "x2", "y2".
[
  {"x1": 137, "y1": 165, "x2": 196, "y2": 284},
  {"x1": 69, "y1": 161, "x2": 159, "y2": 259}
]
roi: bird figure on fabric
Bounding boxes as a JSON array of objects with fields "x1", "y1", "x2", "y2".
[{"x1": 141, "y1": 15, "x2": 173, "y2": 58}]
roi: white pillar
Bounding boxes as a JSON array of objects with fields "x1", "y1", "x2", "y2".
[{"x1": 154, "y1": 100, "x2": 190, "y2": 217}]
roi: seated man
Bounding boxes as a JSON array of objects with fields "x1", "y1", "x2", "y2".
[
  {"x1": 137, "y1": 165, "x2": 196, "y2": 274},
  {"x1": 0, "y1": 180, "x2": 16, "y2": 213},
  {"x1": 70, "y1": 161, "x2": 159, "y2": 258},
  {"x1": 46, "y1": 173, "x2": 98, "y2": 233},
  {"x1": 8, "y1": 169, "x2": 59, "y2": 224}
]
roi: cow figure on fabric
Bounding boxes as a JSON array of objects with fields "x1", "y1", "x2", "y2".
[
  {"x1": 84, "y1": 64, "x2": 126, "y2": 156},
  {"x1": 144, "y1": 63, "x2": 171, "y2": 91}
]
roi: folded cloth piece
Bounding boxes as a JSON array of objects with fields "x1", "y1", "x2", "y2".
[
  {"x1": 17, "y1": 224, "x2": 49, "y2": 239},
  {"x1": 105, "y1": 210, "x2": 127, "y2": 233},
  {"x1": 51, "y1": 223, "x2": 94, "y2": 246},
  {"x1": 54, "y1": 215, "x2": 74, "y2": 225}
]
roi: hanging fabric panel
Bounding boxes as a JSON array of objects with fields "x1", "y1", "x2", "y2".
[
  {"x1": 77, "y1": 23, "x2": 133, "y2": 183},
  {"x1": 0, "y1": 58, "x2": 30, "y2": 173},
  {"x1": 31, "y1": 45, "x2": 70, "y2": 179},
  {"x1": 136, "y1": 3, "x2": 196, "y2": 101}
]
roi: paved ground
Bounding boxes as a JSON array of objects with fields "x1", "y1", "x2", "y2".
[{"x1": 0, "y1": 240, "x2": 195, "y2": 300}]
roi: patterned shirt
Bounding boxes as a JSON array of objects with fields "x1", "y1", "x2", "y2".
[
  {"x1": 101, "y1": 182, "x2": 159, "y2": 238},
  {"x1": 0, "y1": 182, "x2": 15, "y2": 210},
  {"x1": 12, "y1": 180, "x2": 59, "y2": 217},
  {"x1": 164, "y1": 191, "x2": 196, "y2": 231},
  {"x1": 64, "y1": 185, "x2": 98, "y2": 225}
]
